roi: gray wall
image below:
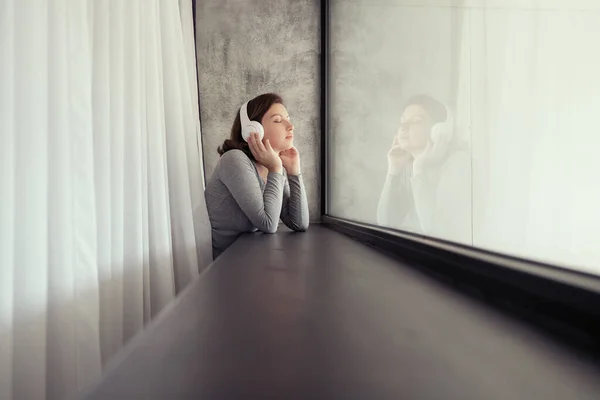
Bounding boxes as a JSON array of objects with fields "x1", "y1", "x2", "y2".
[{"x1": 195, "y1": 0, "x2": 321, "y2": 221}]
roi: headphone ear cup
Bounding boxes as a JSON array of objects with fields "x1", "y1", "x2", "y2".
[
  {"x1": 430, "y1": 122, "x2": 452, "y2": 144},
  {"x1": 241, "y1": 121, "x2": 265, "y2": 142},
  {"x1": 430, "y1": 111, "x2": 454, "y2": 145},
  {"x1": 251, "y1": 122, "x2": 265, "y2": 141}
]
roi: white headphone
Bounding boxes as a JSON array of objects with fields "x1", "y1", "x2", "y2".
[
  {"x1": 240, "y1": 101, "x2": 265, "y2": 142},
  {"x1": 423, "y1": 103, "x2": 455, "y2": 163},
  {"x1": 429, "y1": 104, "x2": 454, "y2": 144}
]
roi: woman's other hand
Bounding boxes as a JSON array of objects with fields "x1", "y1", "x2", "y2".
[
  {"x1": 387, "y1": 135, "x2": 413, "y2": 175},
  {"x1": 279, "y1": 147, "x2": 301, "y2": 176},
  {"x1": 248, "y1": 133, "x2": 283, "y2": 173}
]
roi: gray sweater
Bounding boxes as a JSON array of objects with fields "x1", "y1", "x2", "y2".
[
  {"x1": 376, "y1": 150, "x2": 471, "y2": 245},
  {"x1": 204, "y1": 149, "x2": 309, "y2": 259}
]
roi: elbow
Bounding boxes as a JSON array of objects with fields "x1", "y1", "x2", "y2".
[
  {"x1": 376, "y1": 206, "x2": 388, "y2": 227},
  {"x1": 254, "y1": 214, "x2": 280, "y2": 234},
  {"x1": 299, "y1": 219, "x2": 310, "y2": 231},
  {"x1": 259, "y1": 221, "x2": 279, "y2": 234},
  {"x1": 292, "y1": 219, "x2": 309, "y2": 232},
  {"x1": 264, "y1": 225, "x2": 278, "y2": 234}
]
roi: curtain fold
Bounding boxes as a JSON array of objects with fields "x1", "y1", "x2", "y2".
[{"x1": 0, "y1": 1, "x2": 211, "y2": 399}]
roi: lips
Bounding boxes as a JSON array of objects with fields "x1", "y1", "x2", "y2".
[{"x1": 286, "y1": 134, "x2": 294, "y2": 139}]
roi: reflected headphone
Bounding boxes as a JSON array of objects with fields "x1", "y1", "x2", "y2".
[
  {"x1": 240, "y1": 100, "x2": 264, "y2": 142},
  {"x1": 425, "y1": 103, "x2": 455, "y2": 162},
  {"x1": 429, "y1": 104, "x2": 454, "y2": 145}
]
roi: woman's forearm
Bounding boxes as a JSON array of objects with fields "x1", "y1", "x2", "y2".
[
  {"x1": 281, "y1": 174, "x2": 309, "y2": 231},
  {"x1": 412, "y1": 152, "x2": 472, "y2": 243},
  {"x1": 410, "y1": 173, "x2": 437, "y2": 234},
  {"x1": 376, "y1": 167, "x2": 413, "y2": 228}
]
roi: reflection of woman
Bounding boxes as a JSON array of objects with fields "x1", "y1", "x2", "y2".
[{"x1": 376, "y1": 95, "x2": 471, "y2": 244}]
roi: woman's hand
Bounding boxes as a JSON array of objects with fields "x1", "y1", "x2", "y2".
[
  {"x1": 387, "y1": 135, "x2": 413, "y2": 175},
  {"x1": 279, "y1": 147, "x2": 301, "y2": 176},
  {"x1": 248, "y1": 133, "x2": 283, "y2": 173}
]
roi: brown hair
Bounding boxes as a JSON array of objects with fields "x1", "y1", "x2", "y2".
[
  {"x1": 406, "y1": 94, "x2": 468, "y2": 154},
  {"x1": 218, "y1": 93, "x2": 284, "y2": 161},
  {"x1": 405, "y1": 94, "x2": 448, "y2": 124}
]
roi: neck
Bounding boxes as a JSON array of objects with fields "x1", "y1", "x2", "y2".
[
  {"x1": 254, "y1": 162, "x2": 269, "y2": 181},
  {"x1": 409, "y1": 147, "x2": 426, "y2": 159}
]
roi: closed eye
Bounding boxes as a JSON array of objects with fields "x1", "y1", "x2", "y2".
[{"x1": 272, "y1": 114, "x2": 291, "y2": 123}]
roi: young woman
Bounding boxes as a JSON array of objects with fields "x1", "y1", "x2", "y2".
[
  {"x1": 376, "y1": 95, "x2": 471, "y2": 244},
  {"x1": 205, "y1": 93, "x2": 309, "y2": 258}
]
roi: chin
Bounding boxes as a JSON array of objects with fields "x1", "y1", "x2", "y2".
[{"x1": 281, "y1": 140, "x2": 294, "y2": 151}]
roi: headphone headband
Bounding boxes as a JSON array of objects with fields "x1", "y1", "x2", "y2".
[
  {"x1": 239, "y1": 98, "x2": 265, "y2": 142},
  {"x1": 429, "y1": 102, "x2": 454, "y2": 146},
  {"x1": 443, "y1": 103, "x2": 454, "y2": 125},
  {"x1": 240, "y1": 101, "x2": 251, "y2": 125}
]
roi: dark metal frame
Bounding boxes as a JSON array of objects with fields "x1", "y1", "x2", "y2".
[
  {"x1": 318, "y1": 0, "x2": 600, "y2": 352},
  {"x1": 320, "y1": 0, "x2": 330, "y2": 215}
]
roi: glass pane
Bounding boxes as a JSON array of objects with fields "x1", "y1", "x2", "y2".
[
  {"x1": 328, "y1": 0, "x2": 600, "y2": 274},
  {"x1": 329, "y1": 0, "x2": 472, "y2": 245}
]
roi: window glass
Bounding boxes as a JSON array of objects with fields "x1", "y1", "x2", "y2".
[{"x1": 329, "y1": 0, "x2": 600, "y2": 274}]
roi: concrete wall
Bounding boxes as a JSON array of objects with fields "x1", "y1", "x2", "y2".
[{"x1": 195, "y1": 0, "x2": 321, "y2": 221}]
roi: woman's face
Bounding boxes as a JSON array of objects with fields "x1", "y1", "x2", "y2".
[
  {"x1": 397, "y1": 104, "x2": 433, "y2": 153},
  {"x1": 260, "y1": 103, "x2": 294, "y2": 152}
]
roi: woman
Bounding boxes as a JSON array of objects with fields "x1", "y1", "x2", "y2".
[
  {"x1": 376, "y1": 95, "x2": 471, "y2": 244},
  {"x1": 205, "y1": 93, "x2": 309, "y2": 259}
]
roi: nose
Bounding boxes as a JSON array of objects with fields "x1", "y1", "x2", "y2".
[{"x1": 286, "y1": 121, "x2": 294, "y2": 131}]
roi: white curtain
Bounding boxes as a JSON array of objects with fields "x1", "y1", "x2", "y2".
[
  {"x1": 466, "y1": 1, "x2": 600, "y2": 273},
  {"x1": 0, "y1": 0, "x2": 212, "y2": 399}
]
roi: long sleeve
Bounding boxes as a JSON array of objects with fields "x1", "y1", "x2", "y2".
[
  {"x1": 409, "y1": 173, "x2": 437, "y2": 234},
  {"x1": 218, "y1": 150, "x2": 285, "y2": 234},
  {"x1": 281, "y1": 174, "x2": 310, "y2": 231},
  {"x1": 376, "y1": 165, "x2": 414, "y2": 229},
  {"x1": 411, "y1": 152, "x2": 472, "y2": 244}
]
